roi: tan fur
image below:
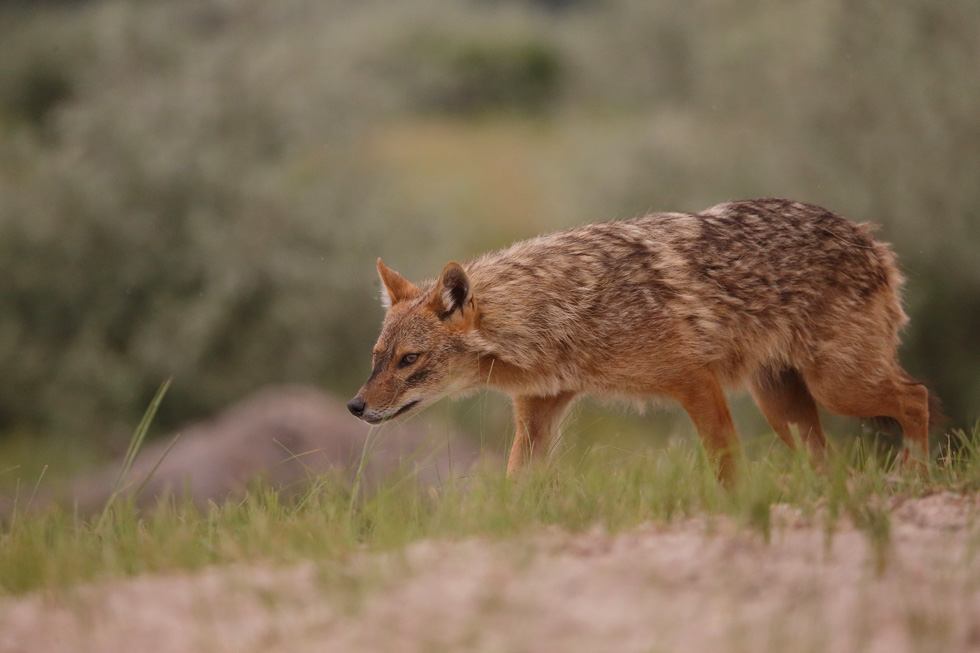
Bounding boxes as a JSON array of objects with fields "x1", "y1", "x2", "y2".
[{"x1": 349, "y1": 198, "x2": 932, "y2": 482}]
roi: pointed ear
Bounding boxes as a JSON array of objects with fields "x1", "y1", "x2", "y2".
[
  {"x1": 429, "y1": 261, "x2": 476, "y2": 322},
  {"x1": 377, "y1": 259, "x2": 420, "y2": 310}
]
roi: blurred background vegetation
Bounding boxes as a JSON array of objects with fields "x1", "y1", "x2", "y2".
[{"x1": 0, "y1": 0, "x2": 977, "y2": 464}]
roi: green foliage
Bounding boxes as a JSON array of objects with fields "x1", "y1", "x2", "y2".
[
  {"x1": 0, "y1": 8, "x2": 88, "y2": 130},
  {"x1": 406, "y1": 34, "x2": 563, "y2": 115},
  {"x1": 0, "y1": 0, "x2": 978, "y2": 441}
]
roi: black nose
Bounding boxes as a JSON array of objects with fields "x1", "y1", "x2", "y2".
[{"x1": 347, "y1": 397, "x2": 366, "y2": 417}]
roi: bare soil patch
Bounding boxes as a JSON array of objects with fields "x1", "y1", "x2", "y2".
[{"x1": 3, "y1": 492, "x2": 979, "y2": 653}]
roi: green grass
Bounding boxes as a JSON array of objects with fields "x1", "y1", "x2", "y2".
[{"x1": 2, "y1": 423, "x2": 979, "y2": 597}]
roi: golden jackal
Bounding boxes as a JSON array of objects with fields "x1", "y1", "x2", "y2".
[{"x1": 348, "y1": 198, "x2": 933, "y2": 481}]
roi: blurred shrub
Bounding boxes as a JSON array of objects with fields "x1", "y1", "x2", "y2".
[
  {"x1": 0, "y1": 9, "x2": 89, "y2": 130},
  {"x1": 406, "y1": 35, "x2": 563, "y2": 114},
  {"x1": 0, "y1": 1, "x2": 434, "y2": 437},
  {"x1": 0, "y1": 0, "x2": 977, "y2": 444},
  {"x1": 1, "y1": 57, "x2": 72, "y2": 127}
]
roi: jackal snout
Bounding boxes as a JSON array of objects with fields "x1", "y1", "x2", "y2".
[
  {"x1": 347, "y1": 392, "x2": 419, "y2": 425},
  {"x1": 346, "y1": 396, "x2": 366, "y2": 418}
]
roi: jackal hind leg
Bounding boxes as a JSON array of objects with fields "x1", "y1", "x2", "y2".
[
  {"x1": 750, "y1": 367, "x2": 826, "y2": 462},
  {"x1": 506, "y1": 391, "x2": 577, "y2": 477},
  {"x1": 668, "y1": 370, "x2": 741, "y2": 485},
  {"x1": 803, "y1": 361, "x2": 930, "y2": 463}
]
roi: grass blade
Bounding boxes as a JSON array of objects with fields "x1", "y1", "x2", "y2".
[{"x1": 96, "y1": 378, "x2": 171, "y2": 531}]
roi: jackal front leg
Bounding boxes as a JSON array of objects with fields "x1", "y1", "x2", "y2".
[
  {"x1": 668, "y1": 370, "x2": 742, "y2": 485},
  {"x1": 506, "y1": 391, "x2": 577, "y2": 477}
]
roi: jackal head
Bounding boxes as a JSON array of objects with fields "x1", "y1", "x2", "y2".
[{"x1": 347, "y1": 259, "x2": 481, "y2": 424}]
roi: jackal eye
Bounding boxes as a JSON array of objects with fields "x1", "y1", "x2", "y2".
[{"x1": 398, "y1": 353, "x2": 419, "y2": 368}]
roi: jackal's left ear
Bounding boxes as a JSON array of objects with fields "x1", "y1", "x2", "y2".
[
  {"x1": 430, "y1": 261, "x2": 476, "y2": 323},
  {"x1": 377, "y1": 259, "x2": 421, "y2": 310}
]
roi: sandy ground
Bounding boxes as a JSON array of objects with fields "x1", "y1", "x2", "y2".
[{"x1": 2, "y1": 491, "x2": 980, "y2": 653}]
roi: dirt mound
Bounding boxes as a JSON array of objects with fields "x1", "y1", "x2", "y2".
[
  {"x1": 61, "y1": 385, "x2": 484, "y2": 512},
  {"x1": 2, "y1": 492, "x2": 978, "y2": 653}
]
